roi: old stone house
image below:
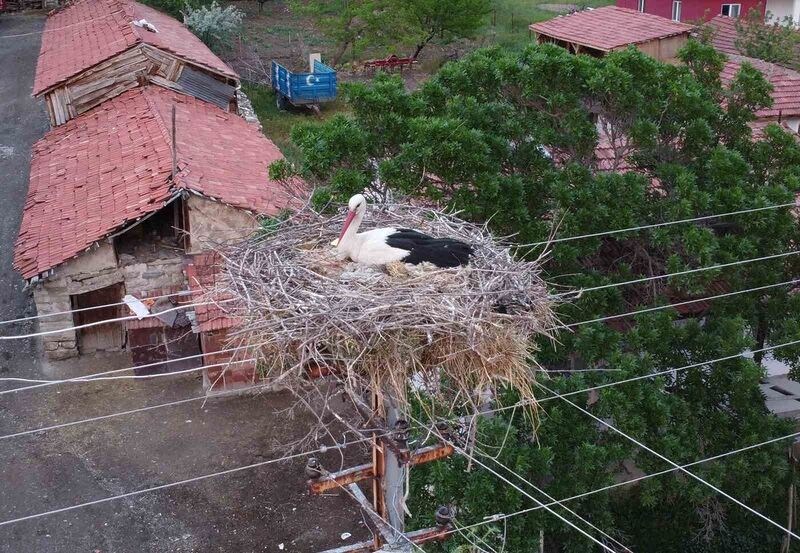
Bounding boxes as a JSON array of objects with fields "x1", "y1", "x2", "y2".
[
  {"x1": 14, "y1": 84, "x2": 290, "y2": 390},
  {"x1": 33, "y1": 0, "x2": 239, "y2": 126}
]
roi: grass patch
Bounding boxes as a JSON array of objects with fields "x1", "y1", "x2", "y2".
[
  {"x1": 483, "y1": 0, "x2": 616, "y2": 49},
  {"x1": 242, "y1": 82, "x2": 348, "y2": 164}
]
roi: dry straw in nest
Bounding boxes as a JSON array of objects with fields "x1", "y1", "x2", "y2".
[{"x1": 213, "y1": 201, "x2": 557, "y2": 423}]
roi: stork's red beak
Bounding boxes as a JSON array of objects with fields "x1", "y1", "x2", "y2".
[{"x1": 338, "y1": 210, "x2": 356, "y2": 243}]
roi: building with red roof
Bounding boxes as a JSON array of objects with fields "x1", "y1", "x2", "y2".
[
  {"x1": 34, "y1": 0, "x2": 239, "y2": 126},
  {"x1": 722, "y1": 56, "x2": 800, "y2": 132},
  {"x1": 14, "y1": 84, "x2": 292, "y2": 381},
  {"x1": 529, "y1": 6, "x2": 693, "y2": 61}
]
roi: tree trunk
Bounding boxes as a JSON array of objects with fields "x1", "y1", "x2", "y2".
[
  {"x1": 331, "y1": 39, "x2": 352, "y2": 67},
  {"x1": 412, "y1": 32, "x2": 436, "y2": 59},
  {"x1": 754, "y1": 298, "x2": 768, "y2": 366}
]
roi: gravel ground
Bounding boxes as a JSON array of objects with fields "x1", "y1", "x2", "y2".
[{"x1": 0, "y1": 12, "x2": 368, "y2": 553}]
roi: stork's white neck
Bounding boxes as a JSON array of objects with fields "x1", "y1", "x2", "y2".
[{"x1": 337, "y1": 208, "x2": 365, "y2": 256}]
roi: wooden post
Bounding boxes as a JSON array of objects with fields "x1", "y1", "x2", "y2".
[{"x1": 171, "y1": 104, "x2": 177, "y2": 180}]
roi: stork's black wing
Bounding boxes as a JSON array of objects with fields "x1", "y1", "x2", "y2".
[{"x1": 385, "y1": 229, "x2": 472, "y2": 268}]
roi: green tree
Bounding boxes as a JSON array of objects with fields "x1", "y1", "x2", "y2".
[
  {"x1": 279, "y1": 43, "x2": 800, "y2": 551},
  {"x1": 291, "y1": 0, "x2": 491, "y2": 64},
  {"x1": 401, "y1": 0, "x2": 492, "y2": 59},
  {"x1": 735, "y1": 8, "x2": 800, "y2": 69},
  {"x1": 289, "y1": 0, "x2": 404, "y2": 66},
  {"x1": 183, "y1": 0, "x2": 244, "y2": 52}
]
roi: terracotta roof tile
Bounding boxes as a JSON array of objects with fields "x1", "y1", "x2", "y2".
[
  {"x1": 706, "y1": 15, "x2": 741, "y2": 56},
  {"x1": 529, "y1": 6, "x2": 693, "y2": 51},
  {"x1": 721, "y1": 57, "x2": 800, "y2": 118},
  {"x1": 33, "y1": 0, "x2": 236, "y2": 95},
  {"x1": 15, "y1": 86, "x2": 290, "y2": 279},
  {"x1": 706, "y1": 15, "x2": 800, "y2": 61}
]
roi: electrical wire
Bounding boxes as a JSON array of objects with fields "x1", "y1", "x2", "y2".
[
  {"x1": 0, "y1": 299, "x2": 232, "y2": 340},
  {"x1": 554, "y1": 278, "x2": 800, "y2": 331},
  {"x1": 0, "y1": 204, "x2": 796, "y2": 326},
  {"x1": 520, "y1": 202, "x2": 798, "y2": 248},
  {"x1": 406, "y1": 413, "x2": 620, "y2": 553},
  {"x1": 444, "y1": 421, "x2": 800, "y2": 537},
  {"x1": 0, "y1": 382, "x2": 273, "y2": 441},
  {"x1": 536, "y1": 381, "x2": 800, "y2": 542},
  {"x1": 0, "y1": 11, "x2": 122, "y2": 39},
  {"x1": 553, "y1": 250, "x2": 800, "y2": 299},
  {"x1": 6, "y1": 275, "x2": 796, "y2": 394},
  {"x1": 0, "y1": 358, "x2": 255, "y2": 385},
  {"x1": 472, "y1": 443, "x2": 632, "y2": 552},
  {"x1": 0, "y1": 435, "x2": 373, "y2": 529},
  {"x1": 0, "y1": 290, "x2": 192, "y2": 327}
]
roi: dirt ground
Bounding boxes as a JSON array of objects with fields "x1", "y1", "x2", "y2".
[{"x1": 0, "y1": 12, "x2": 370, "y2": 553}]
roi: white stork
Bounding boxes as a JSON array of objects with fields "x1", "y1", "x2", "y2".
[{"x1": 334, "y1": 194, "x2": 472, "y2": 267}]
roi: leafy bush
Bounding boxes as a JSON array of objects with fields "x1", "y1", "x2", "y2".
[{"x1": 183, "y1": 1, "x2": 244, "y2": 52}]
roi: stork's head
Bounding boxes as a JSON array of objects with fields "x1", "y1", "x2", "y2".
[
  {"x1": 348, "y1": 193, "x2": 367, "y2": 214},
  {"x1": 337, "y1": 194, "x2": 367, "y2": 245}
]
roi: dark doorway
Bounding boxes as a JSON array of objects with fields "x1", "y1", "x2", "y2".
[
  {"x1": 127, "y1": 300, "x2": 202, "y2": 375},
  {"x1": 71, "y1": 283, "x2": 126, "y2": 354}
]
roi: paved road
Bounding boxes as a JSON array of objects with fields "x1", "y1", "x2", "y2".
[{"x1": 0, "y1": 13, "x2": 366, "y2": 552}]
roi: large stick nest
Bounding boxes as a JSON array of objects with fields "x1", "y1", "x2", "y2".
[{"x1": 214, "y1": 202, "x2": 557, "y2": 422}]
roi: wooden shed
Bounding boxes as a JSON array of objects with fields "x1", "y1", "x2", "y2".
[
  {"x1": 529, "y1": 6, "x2": 693, "y2": 62},
  {"x1": 33, "y1": 0, "x2": 239, "y2": 127}
]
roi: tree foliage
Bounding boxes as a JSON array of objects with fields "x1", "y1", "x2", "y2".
[
  {"x1": 183, "y1": 0, "x2": 244, "y2": 52},
  {"x1": 280, "y1": 42, "x2": 800, "y2": 551},
  {"x1": 735, "y1": 8, "x2": 800, "y2": 70},
  {"x1": 403, "y1": 0, "x2": 492, "y2": 58},
  {"x1": 291, "y1": 0, "x2": 491, "y2": 64}
]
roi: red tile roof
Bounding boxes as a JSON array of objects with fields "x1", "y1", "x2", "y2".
[
  {"x1": 749, "y1": 119, "x2": 799, "y2": 140},
  {"x1": 706, "y1": 15, "x2": 741, "y2": 56},
  {"x1": 185, "y1": 252, "x2": 237, "y2": 332},
  {"x1": 705, "y1": 15, "x2": 800, "y2": 61},
  {"x1": 33, "y1": 0, "x2": 236, "y2": 95},
  {"x1": 529, "y1": 6, "x2": 693, "y2": 52},
  {"x1": 15, "y1": 85, "x2": 289, "y2": 279},
  {"x1": 721, "y1": 57, "x2": 800, "y2": 119}
]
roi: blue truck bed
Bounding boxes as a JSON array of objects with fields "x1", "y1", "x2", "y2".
[{"x1": 271, "y1": 60, "x2": 337, "y2": 106}]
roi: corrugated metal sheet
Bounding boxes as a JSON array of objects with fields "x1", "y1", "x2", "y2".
[{"x1": 177, "y1": 66, "x2": 235, "y2": 110}]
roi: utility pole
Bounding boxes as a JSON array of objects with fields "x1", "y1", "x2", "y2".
[{"x1": 307, "y1": 389, "x2": 455, "y2": 552}]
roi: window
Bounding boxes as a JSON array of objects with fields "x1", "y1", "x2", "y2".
[
  {"x1": 638, "y1": 0, "x2": 645, "y2": 11},
  {"x1": 672, "y1": 0, "x2": 682, "y2": 20},
  {"x1": 721, "y1": 3, "x2": 741, "y2": 16}
]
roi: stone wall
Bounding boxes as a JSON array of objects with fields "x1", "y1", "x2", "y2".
[
  {"x1": 32, "y1": 198, "x2": 259, "y2": 364},
  {"x1": 186, "y1": 195, "x2": 259, "y2": 254},
  {"x1": 33, "y1": 240, "x2": 186, "y2": 360}
]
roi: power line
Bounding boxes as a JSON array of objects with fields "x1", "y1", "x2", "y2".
[
  {"x1": 521, "y1": 202, "x2": 797, "y2": 248},
  {"x1": 1, "y1": 239, "x2": 795, "y2": 332},
  {"x1": 6, "y1": 275, "x2": 795, "y2": 394},
  {"x1": 0, "y1": 385, "x2": 262, "y2": 442},
  {"x1": 0, "y1": 435, "x2": 373, "y2": 529},
  {"x1": 0, "y1": 290, "x2": 192, "y2": 327},
  {"x1": 537, "y1": 381, "x2": 800, "y2": 542},
  {"x1": 408, "y1": 413, "x2": 620, "y2": 553},
  {"x1": 0, "y1": 338, "x2": 268, "y2": 395},
  {"x1": 555, "y1": 278, "x2": 800, "y2": 330},
  {"x1": 0, "y1": 299, "x2": 231, "y2": 340},
  {"x1": 446, "y1": 425, "x2": 800, "y2": 538},
  {"x1": 0, "y1": 358, "x2": 254, "y2": 385},
  {"x1": 0, "y1": 11, "x2": 121, "y2": 39},
  {"x1": 472, "y1": 443, "x2": 632, "y2": 552},
  {"x1": 554, "y1": 250, "x2": 800, "y2": 299}
]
